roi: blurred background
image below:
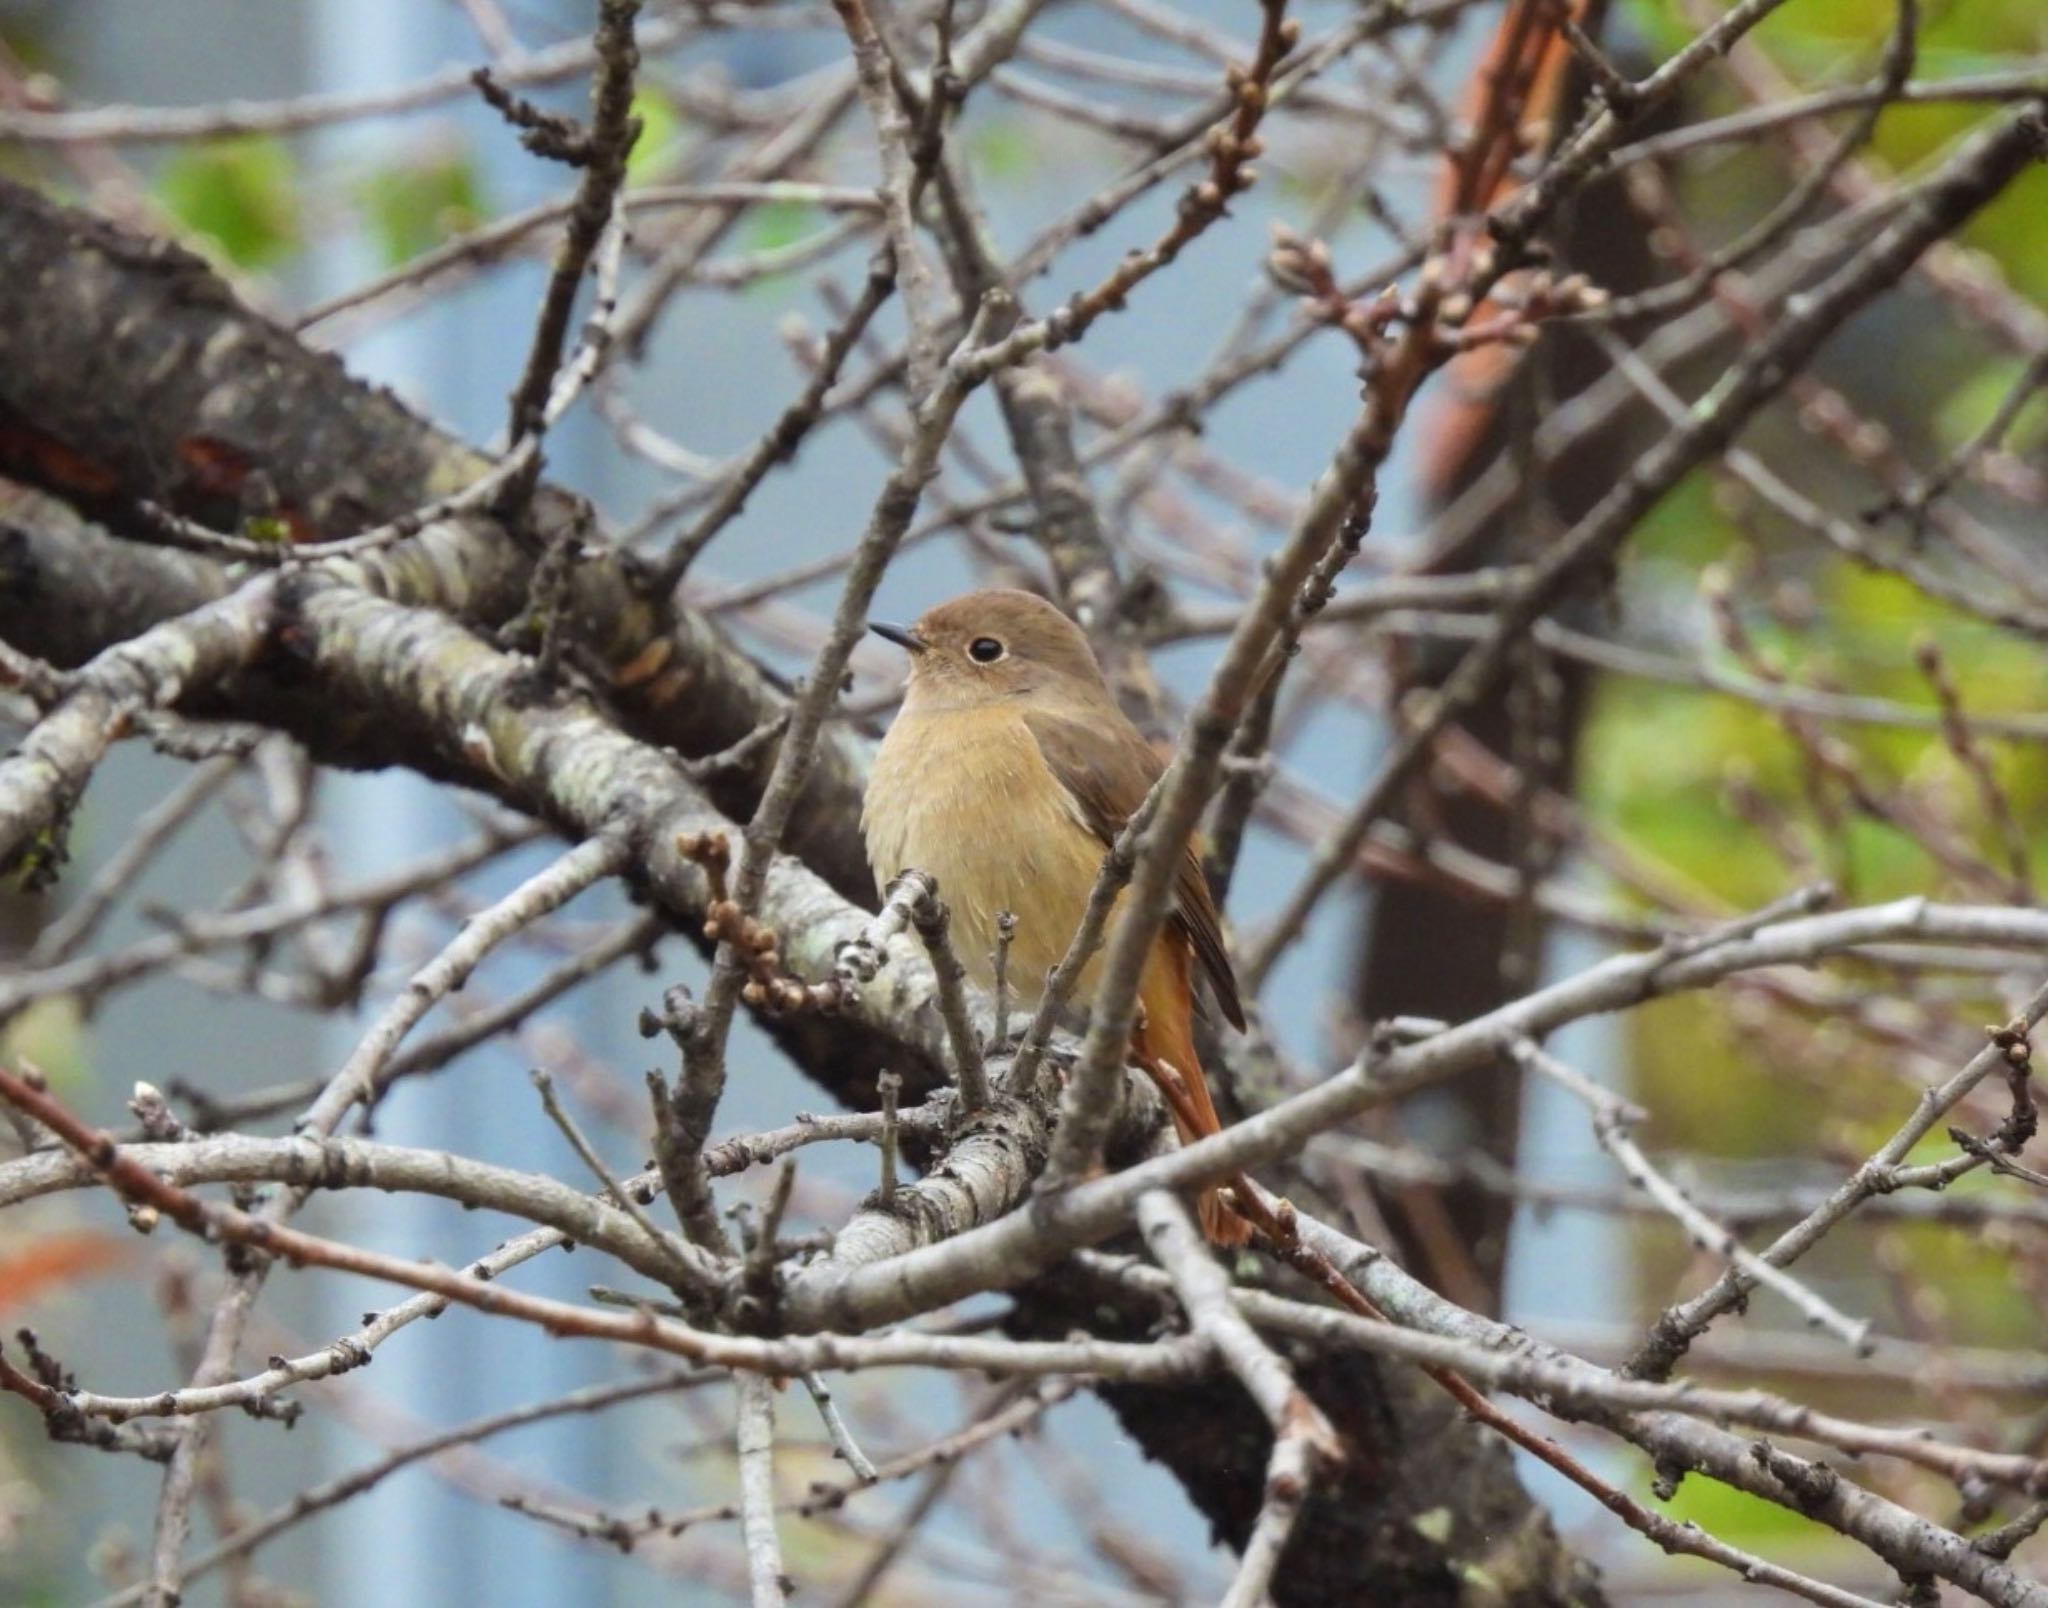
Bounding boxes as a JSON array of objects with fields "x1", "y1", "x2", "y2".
[{"x1": 2, "y1": 0, "x2": 2045, "y2": 1600}]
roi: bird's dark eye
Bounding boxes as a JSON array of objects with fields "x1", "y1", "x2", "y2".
[{"x1": 968, "y1": 637, "x2": 1005, "y2": 664}]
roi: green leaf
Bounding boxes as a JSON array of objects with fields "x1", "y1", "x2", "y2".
[
  {"x1": 0, "y1": 995, "x2": 86, "y2": 1091},
  {"x1": 742, "y1": 199, "x2": 814, "y2": 254},
  {"x1": 157, "y1": 136, "x2": 301, "y2": 269},
  {"x1": 1933, "y1": 359, "x2": 2048, "y2": 458},
  {"x1": 240, "y1": 514, "x2": 293, "y2": 546},
  {"x1": 354, "y1": 150, "x2": 488, "y2": 268},
  {"x1": 1959, "y1": 163, "x2": 2048, "y2": 304},
  {"x1": 626, "y1": 86, "x2": 680, "y2": 184},
  {"x1": 1617, "y1": 0, "x2": 1699, "y2": 59},
  {"x1": 1628, "y1": 470, "x2": 1736, "y2": 566},
  {"x1": 1662, "y1": 1468, "x2": 1848, "y2": 1552},
  {"x1": 970, "y1": 117, "x2": 1037, "y2": 183}
]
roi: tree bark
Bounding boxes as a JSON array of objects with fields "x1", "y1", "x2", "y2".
[
  {"x1": 1351, "y1": 75, "x2": 1675, "y2": 1312},
  {"x1": 1012, "y1": 1262, "x2": 1602, "y2": 1606},
  {"x1": 0, "y1": 178, "x2": 876, "y2": 904},
  {"x1": 0, "y1": 181, "x2": 1598, "y2": 1603}
]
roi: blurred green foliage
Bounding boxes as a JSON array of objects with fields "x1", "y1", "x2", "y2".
[
  {"x1": 627, "y1": 85, "x2": 681, "y2": 183},
  {"x1": 1584, "y1": 533, "x2": 2048, "y2": 915},
  {"x1": 1622, "y1": 0, "x2": 2048, "y2": 298},
  {"x1": 157, "y1": 135, "x2": 301, "y2": 268},
  {"x1": 1938, "y1": 355, "x2": 2048, "y2": 456},
  {"x1": 1593, "y1": 3, "x2": 2047, "y2": 1547},
  {"x1": 354, "y1": 149, "x2": 488, "y2": 267},
  {"x1": 157, "y1": 133, "x2": 496, "y2": 275},
  {"x1": 967, "y1": 114, "x2": 1039, "y2": 183},
  {"x1": 741, "y1": 198, "x2": 819, "y2": 254}
]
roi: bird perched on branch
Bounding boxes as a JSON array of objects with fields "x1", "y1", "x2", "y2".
[{"x1": 864, "y1": 588, "x2": 1251, "y2": 1244}]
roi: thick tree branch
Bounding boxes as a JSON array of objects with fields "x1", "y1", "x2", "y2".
[{"x1": 0, "y1": 180, "x2": 878, "y2": 901}]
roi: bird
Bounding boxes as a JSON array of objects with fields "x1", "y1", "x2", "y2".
[{"x1": 863, "y1": 587, "x2": 1251, "y2": 1245}]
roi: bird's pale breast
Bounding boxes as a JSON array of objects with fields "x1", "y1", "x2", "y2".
[{"x1": 864, "y1": 704, "x2": 1112, "y2": 1007}]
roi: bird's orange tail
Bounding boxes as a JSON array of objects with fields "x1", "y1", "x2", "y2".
[{"x1": 1136, "y1": 941, "x2": 1253, "y2": 1247}]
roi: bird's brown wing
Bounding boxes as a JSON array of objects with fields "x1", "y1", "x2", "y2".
[{"x1": 1022, "y1": 706, "x2": 1247, "y2": 1031}]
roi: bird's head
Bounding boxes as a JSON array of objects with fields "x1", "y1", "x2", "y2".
[{"x1": 869, "y1": 588, "x2": 1110, "y2": 711}]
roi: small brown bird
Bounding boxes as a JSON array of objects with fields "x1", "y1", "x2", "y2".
[{"x1": 864, "y1": 588, "x2": 1250, "y2": 1245}]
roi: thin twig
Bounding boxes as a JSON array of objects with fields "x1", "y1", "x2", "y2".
[
  {"x1": 735, "y1": 1371, "x2": 790, "y2": 1606},
  {"x1": 876, "y1": 1072, "x2": 901, "y2": 1207},
  {"x1": 487, "y1": 0, "x2": 643, "y2": 529},
  {"x1": 746, "y1": 1159, "x2": 798, "y2": 1297},
  {"x1": 904, "y1": 875, "x2": 991, "y2": 1112},
  {"x1": 653, "y1": 253, "x2": 898, "y2": 588},
  {"x1": 1510, "y1": 1039, "x2": 1876, "y2": 1356},
  {"x1": 1138, "y1": 1191, "x2": 1341, "y2": 1606},
  {"x1": 530, "y1": 1066, "x2": 703, "y2": 1291},
  {"x1": 991, "y1": 911, "x2": 1018, "y2": 1046},
  {"x1": 801, "y1": 1372, "x2": 879, "y2": 1484}
]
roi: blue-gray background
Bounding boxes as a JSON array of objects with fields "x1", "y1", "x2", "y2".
[{"x1": 0, "y1": 1, "x2": 1619, "y2": 1600}]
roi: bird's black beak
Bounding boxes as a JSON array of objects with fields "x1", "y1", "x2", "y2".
[{"x1": 868, "y1": 621, "x2": 928, "y2": 654}]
